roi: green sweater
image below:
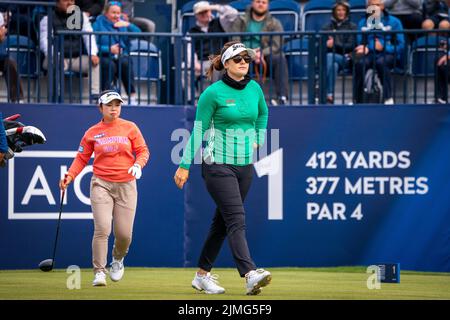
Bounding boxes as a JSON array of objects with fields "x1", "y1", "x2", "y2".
[{"x1": 180, "y1": 80, "x2": 269, "y2": 170}]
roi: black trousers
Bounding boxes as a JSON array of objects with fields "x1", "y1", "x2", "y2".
[
  {"x1": 100, "y1": 56, "x2": 136, "y2": 95},
  {"x1": 0, "y1": 57, "x2": 23, "y2": 102},
  {"x1": 354, "y1": 53, "x2": 396, "y2": 103},
  {"x1": 198, "y1": 162, "x2": 257, "y2": 277},
  {"x1": 437, "y1": 62, "x2": 450, "y2": 101}
]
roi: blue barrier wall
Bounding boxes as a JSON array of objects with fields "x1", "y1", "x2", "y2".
[{"x1": 1, "y1": 104, "x2": 449, "y2": 272}]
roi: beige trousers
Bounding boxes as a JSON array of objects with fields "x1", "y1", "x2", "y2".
[{"x1": 90, "y1": 175, "x2": 137, "y2": 274}]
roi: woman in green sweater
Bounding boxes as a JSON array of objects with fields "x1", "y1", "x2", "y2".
[{"x1": 174, "y1": 41, "x2": 271, "y2": 295}]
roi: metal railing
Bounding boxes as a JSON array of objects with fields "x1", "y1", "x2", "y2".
[{"x1": 0, "y1": 1, "x2": 449, "y2": 106}]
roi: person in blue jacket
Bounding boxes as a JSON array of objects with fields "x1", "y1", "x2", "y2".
[
  {"x1": 353, "y1": 0, "x2": 405, "y2": 104},
  {"x1": 93, "y1": 1, "x2": 141, "y2": 105},
  {"x1": 0, "y1": 113, "x2": 8, "y2": 166}
]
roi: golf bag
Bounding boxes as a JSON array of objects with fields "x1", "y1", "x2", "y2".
[
  {"x1": 363, "y1": 68, "x2": 383, "y2": 104},
  {"x1": 1, "y1": 114, "x2": 46, "y2": 167}
]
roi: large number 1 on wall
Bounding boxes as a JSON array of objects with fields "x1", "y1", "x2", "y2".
[{"x1": 253, "y1": 148, "x2": 283, "y2": 220}]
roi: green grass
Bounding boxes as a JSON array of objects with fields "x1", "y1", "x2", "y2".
[{"x1": 0, "y1": 267, "x2": 449, "y2": 300}]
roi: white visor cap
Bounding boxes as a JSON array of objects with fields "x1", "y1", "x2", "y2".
[
  {"x1": 98, "y1": 91, "x2": 124, "y2": 104},
  {"x1": 221, "y1": 43, "x2": 256, "y2": 65}
]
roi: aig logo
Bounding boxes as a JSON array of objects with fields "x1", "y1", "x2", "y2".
[{"x1": 7, "y1": 151, "x2": 93, "y2": 220}]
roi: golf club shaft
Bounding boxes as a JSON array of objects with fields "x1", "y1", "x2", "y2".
[{"x1": 51, "y1": 189, "x2": 65, "y2": 263}]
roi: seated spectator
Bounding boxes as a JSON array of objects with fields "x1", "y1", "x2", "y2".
[
  {"x1": 353, "y1": 0, "x2": 405, "y2": 104},
  {"x1": 321, "y1": 1, "x2": 357, "y2": 104},
  {"x1": 93, "y1": 1, "x2": 140, "y2": 105},
  {"x1": 40, "y1": 0, "x2": 100, "y2": 100},
  {"x1": 385, "y1": 0, "x2": 423, "y2": 40},
  {"x1": 231, "y1": 0, "x2": 289, "y2": 105},
  {"x1": 75, "y1": 0, "x2": 105, "y2": 21},
  {"x1": 435, "y1": 43, "x2": 450, "y2": 103},
  {"x1": 121, "y1": 0, "x2": 155, "y2": 33},
  {"x1": 0, "y1": 0, "x2": 43, "y2": 43},
  {"x1": 0, "y1": 12, "x2": 24, "y2": 103},
  {"x1": 422, "y1": 0, "x2": 450, "y2": 30},
  {"x1": 183, "y1": 1, "x2": 238, "y2": 102}
]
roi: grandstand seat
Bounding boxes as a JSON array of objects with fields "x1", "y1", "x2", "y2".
[
  {"x1": 182, "y1": 0, "x2": 300, "y2": 33},
  {"x1": 229, "y1": 0, "x2": 252, "y2": 11},
  {"x1": 283, "y1": 37, "x2": 310, "y2": 80},
  {"x1": 5, "y1": 35, "x2": 39, "y2": 78},
  {"x1": 129, "y1": 39, "x2": 162, "y2": 81},
  {"x1": 302, "y1": 0, "x2": 366, "y2": 31},
  {"x1": 409, "y1": 36, "x2": 447, "y2": 77},
  {"x1": 269, "y1": 0, "x2": 301, "y2": 32}
]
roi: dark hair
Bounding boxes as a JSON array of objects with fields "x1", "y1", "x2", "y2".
[{"x1": 205, "y1": 40, "x2": 241, "y2": 80}]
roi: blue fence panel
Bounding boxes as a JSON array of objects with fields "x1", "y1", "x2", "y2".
[{"x1": 1, "y1": 104, "x2": 450, "y2": 272}]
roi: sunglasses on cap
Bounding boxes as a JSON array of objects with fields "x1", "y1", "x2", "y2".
[
  {"x1": 230, "y1": 55, "x2": 252, "y2": 64},
  {"x1": 109, "y1": 1, "x2": 122, "y2": 7}
]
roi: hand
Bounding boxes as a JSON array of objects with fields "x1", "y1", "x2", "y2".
[
  {"x1": 110, "y1": 44, "x2": 120, "y2": 55},
  {"x1": 208, "y1": 4, "x2": 221, "y2": 11},
  {"x1": 174, "y1": 167, "x2": 189, "y2": 189},
  {"x1": 375, "y1": 39, "x2": 383, "y2": 51},
  {"x1": 0, "y1": 26, "x2": 7, "y2": 42},
  {"x1": 194, "y1": 61, "x2": 202, "y2": 75},
  {"x1": 254, "y1": 49, "x2": 262, "y2": 64},
  {"x1": 114, "y1": 20, "x2": 130, "y2": 28},
  {"x1": 253, "y1": 142, "x2": 258, "y2": 149},
  {"x1": 91, "y1": 55, "x2": 99, "y2": 66},
  {"x1": 59, "y1": 175, "x2": 73, "y2": 191},
  {"x1": 437, "y1": 55, "x2": 450, "y2": 66},
  {"x1": 327, "y1": 37, "x2": 334, "y2": 49},
  {"x1": 355, "y1": 45, "x2": 369, "y2": 56},
  {"x1": 128, "y1": 163, "x2": 142, "y2": 179}
]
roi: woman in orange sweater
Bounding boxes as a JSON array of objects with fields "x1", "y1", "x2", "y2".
[{"x1": 59, "y1": 90, "x2": 149, "y2": 286}]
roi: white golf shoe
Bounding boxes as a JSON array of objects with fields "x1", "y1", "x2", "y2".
[
  {"x1": 110, "y1": 257, "x2": 125, "y2": 282},
  {"x1": 191, "y1": 272, "x2": 225, "y2": 294},
  {"x1": 245, "y1": 269, "x2": 272, "y2": 295},
  {"x1": 92, "y1": 271, "x2": 107, "y2": 286}
]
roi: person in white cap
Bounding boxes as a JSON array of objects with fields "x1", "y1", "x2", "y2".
[
  {"x1": 60, "y1": 89, "x2": 150, "y2": 286},
  {"x1": 183, "y1": 1, "x2": 238, "y2": 102},
  {"x1": 0, "y1": 12, "x2": 24, "y2": 103},
  {"x1": 174, "y1": 41, "x2": 272, "y2": 296},
  {"x1": 230, "y1": 0, "x2": 289, "y2": 106}
]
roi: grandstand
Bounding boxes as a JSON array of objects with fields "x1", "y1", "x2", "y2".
[
  {"x1": 1, "y1": 1, "x2": 450, "y2": 303},
  {"x1": 0, "y1": 0, "x2": 448, "y2": 105}
]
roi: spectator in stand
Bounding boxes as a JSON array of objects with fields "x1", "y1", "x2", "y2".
[
  {"x1": 40, "y1": 0, "x2": 100, "y2": 101},
  {"x1": 93, "y1": 1, "x2": 140, "y2": 105},
  {"x1": 183, "y1": 1, "x2": 238, "y2": 102},
  {"x1": 435, "y1": 42, "x2": 450, "y2": 103},
  {"x1": 353, "y1": 0, "x2": 405, "y2": 105},
  {"x1": 321, "y1": 1, "x2": 357, "y2": 104},
  {"x1": 231, "y1": 0, "x2": 289, "y2": 106},
  {"x1": 0, "y1": 11, "x2": 24, "y2": 103},
  {"x1": 75, "y1": 0, "x2": 105, "y2": 21},
  {"x1": 384, "y1": 0, "x2": 423, "y2": 40},
  {"x1": 121, "y1": 0, "x2": 155, "y2": 33},
  {"x1": 422, "y1": 0, "x2": 450, "y2": 30}
]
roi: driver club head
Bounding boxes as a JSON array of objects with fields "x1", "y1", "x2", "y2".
[{"x1": 38, "y1": 259, "x2": 54, "y2": 272}]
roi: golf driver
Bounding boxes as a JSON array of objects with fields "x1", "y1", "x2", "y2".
[{"x1": 39, "y1": 189, "x2": 65, "y2": 272}]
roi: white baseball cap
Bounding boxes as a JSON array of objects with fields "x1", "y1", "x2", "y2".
[
  {"x1": 221, "y1": 43, "x2": 256, "y2": 65},
  {"x1": 98, "y1": 91, "x2": 124, "y2": 104},
  {"x1": 0, "y1": 13, "x2": 4, "y2": 28},
  {"x1": 193, "y1": 1, "x2": 211, "y2": 14}
]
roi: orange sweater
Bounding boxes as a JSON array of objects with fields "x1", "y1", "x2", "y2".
[{"x1": 68, "y1": 118, "x2": 149, "y2": 182}]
